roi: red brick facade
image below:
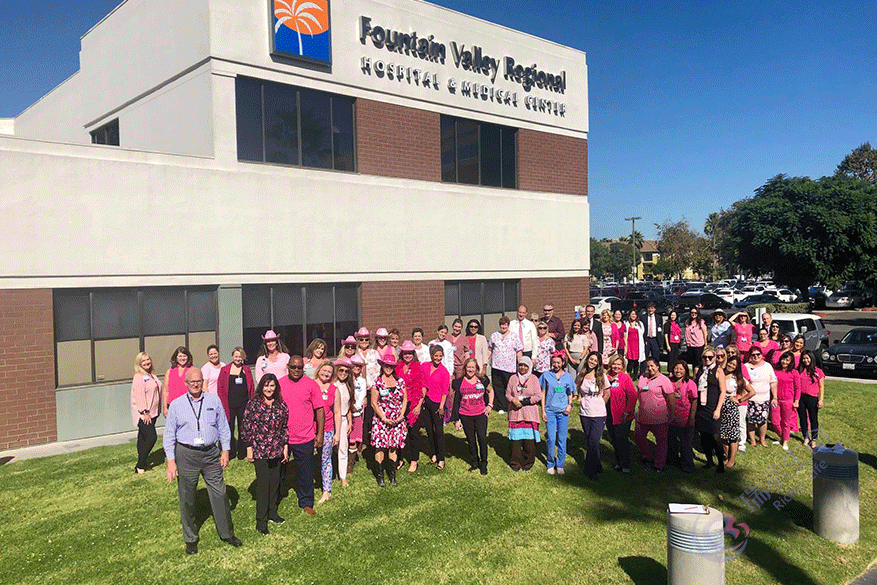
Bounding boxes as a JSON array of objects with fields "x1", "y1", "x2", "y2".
[
  {"x1": 0, "y1": 289, "x2": 57, "y2": 450},
  {"x1": 356, "y1": 99, "x2": 442, "y2": 182},
  {"x1": 518, "y1": 129, "x2": 587, "y2": 196},
  {"x1": 360, "y1": 281, "x2": 445, "y2": 341},
  {"x1": 520, "y1": 277, "x2": 591, "y2": 324}
]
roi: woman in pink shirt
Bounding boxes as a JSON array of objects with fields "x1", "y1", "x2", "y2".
[
  {"x1": 162, "y1": 346, "x2": 193, "y2": 416},
  {"x1": 464, "y1": 319, "x2": 490, "y2": 375},
  {"x1": 200, "y1": 344, "x2": 225, "y2": 394},
  {"x1": 625, "y1": 310, "x2": 645, "y2": 378},
  {"x1": 505, "y1": 356, "x2": 542, "y2": 472},
  {"x1": 666, "y1": 360, "x2": 697, "y2": 473},
  {"x1": 314, "y1": 362, "x2": 341, "y2": 502},
  {"x1": 606, "y1": 354, "x2": 637, "y2": 474},
  {"x1": 684, "y1": 309, "x2": 708, "y2": 365},
  {"x1": 421, "y1": 344, "x2": 450, "y2": 469},
  {"x1": 598, "y1": 309, "x2": 617, "y2": 366},
  {"x1": 303, "y1": 338, "x2": 329, "y2": 379},
  {"x1": 452, "y1": 358, "x2": 494, "y2": 475},
  {"x1": 396, "y1": 341, "x2": 428, "y2": 472},
  {"x1": 612, "y1": 309, "x2": 627, "y2": 357},
  {"x1": 664, "y1": 310, "x2": 683, "y2": 367},
  {"x1": 576, "y1": 352, "x2": 610, "y2": 480},
  {"x1": 255, "y1": 330, "x2": 290, "y2": 384},
  {"x1": 790, "y1": 336, "x2": 805, "y2": 368},
  {"x1": 754, "y1": 328, "x2": 780, "y2": 364},
  {"x1": 771, "y1": 335, "x2": 792, "y2": 367},
  {"x1": 797, "y1": 350, "x2": 825, "y2": 448},
  {"x1": 131, "y1": 352, "x2": 161, "y2": 474},
  {"x1": 635, "y1": 359, "x2": 676, "y2": 472},
  {"x1": 772, "y1": 352, "x2": 800, "y2": 450},
  {"x1": 730, "y1": 312, "x2": 755, "y2": 356}
]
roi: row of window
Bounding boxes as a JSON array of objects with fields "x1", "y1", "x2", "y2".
[{"x1": 52, "y1": 280, "x2": 519, "y2": 387}]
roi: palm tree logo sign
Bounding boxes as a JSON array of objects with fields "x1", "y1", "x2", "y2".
[{"x1": 273, "y1": 0, "x2": 331, "y2": 64}]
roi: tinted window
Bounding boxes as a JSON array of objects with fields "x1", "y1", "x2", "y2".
[
  {"x1": 235, "y1": 76, "x2": 263, "y2": 161},
  {"x1": 264, "y1": 81, "x2": 299, "y2": 165},
  {"x1": 299, "y1": 88, "x2": 332, "y2": 169},
  {"x1": 54, "y1": 291, "x2": 91, "y2": 342},
  {"x1": 441, "y1": 115, "x2": 517, "y2": 188}
]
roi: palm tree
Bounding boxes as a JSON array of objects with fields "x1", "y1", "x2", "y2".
[{"x1": 274, "y1": 1, "x2": 327, "y2": 55}]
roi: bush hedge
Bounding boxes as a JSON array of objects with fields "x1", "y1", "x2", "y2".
[{"x1": 744, "y1": 302, "x2": 811, "y2": 317}]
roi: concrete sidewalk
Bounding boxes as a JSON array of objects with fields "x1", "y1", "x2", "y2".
[{"x1": 0, "y1": 426, "x2": 165, "y2": 465}]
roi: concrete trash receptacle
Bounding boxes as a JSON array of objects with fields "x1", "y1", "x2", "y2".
[
  {"x1": 813, "y1": 444, "x2": 859, "y2": 544},
  {"x1": 667, "y1": 505, "x2": 724, "y2": 585}
]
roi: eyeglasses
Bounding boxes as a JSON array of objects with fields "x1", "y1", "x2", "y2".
[
  {"x1": 543, "y1": 308, "x2": 553, "y2": 312},
  {"x1": 702, "y1": 355, "x2": 715, "y2": 360},
  {"x1": 537, "y1": 326, "x2": 548, "y2": 330},
  {"x1": 186, "y1": 380, "x2": 204, "y2": 386},
  {"x1": 781, "y1": 340, "x2": 791, "y2": 344},
  {"x1": 287, "y1": 365, "x2": 304, "y2": 370}
]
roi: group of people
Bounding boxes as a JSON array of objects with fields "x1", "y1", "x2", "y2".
[{"x1": 129, "y1": 303, "x2": 826, "y2": 552}]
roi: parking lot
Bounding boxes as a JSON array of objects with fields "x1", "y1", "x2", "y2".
[{"x1": 813, "y1": 309, "x2": 877, "y2": 381}]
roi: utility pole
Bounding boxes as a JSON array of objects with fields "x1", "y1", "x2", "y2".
[{"x1": 624, "y1": 216, "x2": 641, "y2": 284}]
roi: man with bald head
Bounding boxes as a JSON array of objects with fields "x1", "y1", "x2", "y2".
[{"x1": 164, "y1": 368, "x2": 241, "y2": 554}]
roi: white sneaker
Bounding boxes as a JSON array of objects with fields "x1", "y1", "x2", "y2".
[
  {"x1": 782, "y1": 444, "x2": 789, "y2": 451},
  {"x1": 497, "y1": 409, "x2": 505, "y2": 414},
  {"x1": 546, "y1": 467, "x2": 556, "y2": 475},
  {"x1": 738, "y1": 444, "x2": 746, "y2": 452},
  {"x1": 772, "y1": 441, "x2": 780, "y2": 445},
  {"x1": 556, "y1": 468, "x2": 565, "y2": 475}
]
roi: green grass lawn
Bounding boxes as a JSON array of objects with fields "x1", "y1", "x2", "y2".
[{"x1": 1, "y1": 379, "x2": 875, "y2": 585}]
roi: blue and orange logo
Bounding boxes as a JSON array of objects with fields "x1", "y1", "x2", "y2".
[{"x1": 272, "y1": 0, "x2": 331, "y2": 65}]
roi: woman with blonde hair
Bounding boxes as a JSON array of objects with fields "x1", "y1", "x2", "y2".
[
  {"x1": 303, "y1": 338, "x2": 329, "y2": 379},
  {"x1": 218, "y1": 347, "x2": 256, "y2": 460},
  {"x1": 131, "y1": 352, "x2": 161, "y2": 474},
  {"x1": 314, "y1": 361, "x2": 342, "y2": 502}
]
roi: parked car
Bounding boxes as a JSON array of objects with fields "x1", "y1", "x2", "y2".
[
  {"x1": 733, "y1": 294, "x2": 782, "y2": 309},
  {"x1": 826, "y1": 290, "x2": 869, "y2": 309},
  {"x1": 671, "y1": 292, "x2": 733, "y2": 319},
  {"x1": 588, "y1": 296, "x2": 621, "y2": 314},
  {"x1": 771, "y1": 314, "x2": 830, "y2": 354},
  {"x1": 764, "y1": 287, "x2": 798, "y2": 303},
  {"x1": 714, "y1": 288, "x2": 744, "y2": 304},
  {"x1": 610, "y1": 291, "x2": 672, "y2": 315},
  {"x1": 821, "y1": 328, "x2": 877, "y2": 376}
]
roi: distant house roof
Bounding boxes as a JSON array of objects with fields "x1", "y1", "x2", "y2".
[{"x1": 641, "y1": 239, "x2": 659, "y2": 253}]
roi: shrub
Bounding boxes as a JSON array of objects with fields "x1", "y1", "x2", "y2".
[{"x1": 745, "y1": 302, "x2": 811, "y2": 317}]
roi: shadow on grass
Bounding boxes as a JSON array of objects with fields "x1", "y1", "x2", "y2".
[
  {"x1": 744, "y1": 535, "x2": 821, "y2": 585},
  {"x1": 146, "y1": 448, "x2": 166, "y2": 470},
  {"x1": 444, "y1": 433, "x2": 473, "y2": 464},
  {"x1": 859, "y1": 452, "x2": 877, "y2": 472},
  {"x1": 618, "y1": 555, "x2": 667, "y2": 585},
  {"x1": 488, "y1": 431, "x2": 511, "y2": 466},
  {"x1": 194, "y1": 485, "x2": 240, "y2": 530}
]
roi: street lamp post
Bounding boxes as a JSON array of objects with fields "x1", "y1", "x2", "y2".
[{"x1": 624, "y1": 216, "x2": 641, "y2": 284}]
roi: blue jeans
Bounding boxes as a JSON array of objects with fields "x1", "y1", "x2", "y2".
[
  {"x1": 580, "y1": 415, "x2": 607, "y2": 478},
  {"x1": 545, "y1": 411, "x2": 570, "y2": 469}
]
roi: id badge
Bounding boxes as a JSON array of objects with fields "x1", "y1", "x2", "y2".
[
  {"x1": 642, "y1": 385, "x2": 650, "y2": 392},
  {"x1": 554, "y1": 385, "x2": 564, "y2": 393},
  {"x1": 235, "y1": 376, "x2": 243, "y2": 384},
  {"x1": 193, "y1": 436, "x2": 205, "y2": 446}
]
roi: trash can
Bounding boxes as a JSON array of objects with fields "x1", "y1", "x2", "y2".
[
  {"x1": 813, "y1": 444, "x2": 859, "y2": 544},
  {"x1": 667, "y1": 505, "x2": 725, "y2": 585}
]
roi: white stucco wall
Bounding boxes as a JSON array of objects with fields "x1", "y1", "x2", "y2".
[
  {"x1": 0, "y1": 119, "x2": 13, "y2": 135},
  {"x1": 0, "y1": 136, "x2": 589, "y2": 289}
]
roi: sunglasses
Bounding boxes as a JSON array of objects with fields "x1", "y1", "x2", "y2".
[
  {"x1": 702, "y1": 355, "x2": 715, "y2": 360},
  {"x1": 287, "y1": 365, "x2": 304, "y2": 370}
]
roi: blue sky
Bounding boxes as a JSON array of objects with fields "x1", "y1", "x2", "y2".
[{"x1": 1, "y1": 1, "x2": 875, "y2": 240}]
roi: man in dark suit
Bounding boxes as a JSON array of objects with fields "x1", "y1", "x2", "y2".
[
  {"x1": 643, "y1": 303, "x2": 663, "y2": 364},
  {"x1": 584, "y1": 304, "x2": 603, "y2": 356}
]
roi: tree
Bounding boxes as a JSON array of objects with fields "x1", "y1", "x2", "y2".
[
  {"x1": 835, "y1": 142, "x2": 876, "y2": 183},
  {"x1": 655, "y1": 219, "x2": 701, "y2": 279},
  {"x1": 589, "y1": 237, "x2": 610, "y2": 278},
  {"x1": 605, "y1": 241, "x2": 639, "y2": 280},
  {"x1": 726, "y1": 174, "x2": 877, "y2": 298},
  {"x1": 704, "y1": 208, "x2": 739, "y2": 276}
]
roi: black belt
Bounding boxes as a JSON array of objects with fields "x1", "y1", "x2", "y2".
[{"x1": 178, "y1": 442, "x2": 215, "y2": 452}]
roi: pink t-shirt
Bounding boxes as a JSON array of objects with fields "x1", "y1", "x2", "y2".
[
  {"x1": 255, "y1": 352, "x2": 290, "y2": 383},
  {"x1": 458, "y1": 378, "x2": 488, "y2": 417},
  {"x1": 636, "y1": 373, "x2": 675, "y2": 425},
  {"x1": 733, "y1": 323, "x2": 754, "y2": 352},
  {"x1": 799, "y1": 367, "x2": 824, "y2": 397},
  {"x1": 318, "y1": 382, "x2": 335, "y2": 432},
  {"x1": 670, "y1": 379, "x2": 698, "y2": 427},
  {"x1": 578, "y1": 376, "x2": 608, "y2": 418},
  {"x1": 775, "y1": 369, "x2": 801, "y2": 401},
  {"x1": 422, "y1": 361, "x2": 450, "y2": 403},
  {"x1": 278, "y1": 374, "x2": 323, "y2": 444},
  {"x1": 200, "y1": 362, "x2": 226, "y2": 394},
  {"x1": 685, "y1": 321, "x2": 705, "y2": 348},
  {"x1": 166, "y1": 366, "x2": 193, "y2": 405}
]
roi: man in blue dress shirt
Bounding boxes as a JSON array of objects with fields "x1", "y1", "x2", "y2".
[{"x1": 165, "y1": 368, "x2": 242, "y2": 554}]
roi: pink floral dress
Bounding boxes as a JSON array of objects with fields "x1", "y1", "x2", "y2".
[{"x1": 370, "y1": 377, "x2": 408, "y2": 449}]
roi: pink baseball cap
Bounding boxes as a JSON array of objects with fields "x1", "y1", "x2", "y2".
[
  {"x1": 341, "y1": 335, "x2": 357, "y2": 346},
  {"x1": 355, "y1": 327, "x2": 370, "y2": 338},
  {"x1": 261, "y1": 329, "x2": 280, "y2": 341},
  {"x1": 375, "y1": 327, "x2": 389, "y2": 337},
  {"x1": 349, "y1": 355, "x2": 365, "y2": 367},
  {"x1": 377, "y1": 349, "x2": 398, "y2": 366},
  {"x1": 399, "y1": 340, "x2": 416, "y2": 352}
]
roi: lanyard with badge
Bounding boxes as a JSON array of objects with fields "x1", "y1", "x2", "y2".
[{"x1": 187, "y1": 394, "x2": 206, "y2": 445}]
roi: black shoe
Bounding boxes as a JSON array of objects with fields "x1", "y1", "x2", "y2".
[
  {"x1": 387, "y1": 460, "x2": 398, "y2": 487},
  {"x1": 479, "y1": 463, "x2": 488, "y2": 476},
  {"x1": 468, "y1": 464, "x2": 478, "y2": 472},
  {"x1": 222, "y1": 536, "x2": 243, "y2": 548},
  {"x1": 375, "y1": 466, "x2": 386, "y2": 488},
  {"x1": 256, "y1": 525, "x2": 269, "y2": 535},
  {"x1": 268, "y1": 515, "x2": 285, "y2": 525},
  {"x1": 185, "y1": 541, "x2": 198, "y2": 555}
]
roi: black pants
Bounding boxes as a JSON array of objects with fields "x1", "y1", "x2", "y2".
[
  {"x1": 798, "y1": 394, "x2": 819, "y2": 441},
  {"x1": 626, "y1": 359, "x2": 639, "y2": 378},
  {"x1": 645, "y1": 336, "x2": 661, "y2": 363},
  {"x1": 136, "y1": 418, "x2": 156, "y2": 470},
  {"x1": 362, "y1": 395, "x2": 375, "y2": 447},
  {"x1": 687, "y1": 345, "x2": 704, "y2": 368},
  {"x1": 606, "y1": 415, "x2": 632, "y2": 471},
  {"x1": 280, "y1": 440, "x2": 315, "y2": 509},
  {"x1": 460, "y1": 414, "x2": 488, "y2": 467},
  {"x1": 423, "y1": 398, "x2": 446, "y2": 462},
  {"x1": 491, "y1": 369, "x2": 513, "y2": 411},
  {"x1": 699, "y1": 431, "x2": 723, "y2": 469},
  {"x1": 227, "y1": 403, "x2": 248, "y2": 459},
  {"x1": 668, "y1": 343, "x2": 680, "y2": 368},
  {"x1": 406, "y1": 405, "x2": 430, "y2": 462},
  {"x1": 253, "y1": 457, "x2": 282, "y2": 529},
  {"x1": 667, "y1": 424, "x2": 694, "y2": 472},
  {"x1": 510, "y1": 439, "x2": 536, "y2": 470}
]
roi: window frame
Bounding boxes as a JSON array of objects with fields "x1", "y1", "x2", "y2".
[
  {"x1": 90, "y1": 118, "x2": 120, "y2": 146},
  {"x1": 53, "y1": 287, "x2": 218, "y2": 387},
  {"x1": 444, "y1": 279, "x2": 520, "y2": 324},
  {"x1": 440, "y1": 115, "x2": 517, "y2": 189}
]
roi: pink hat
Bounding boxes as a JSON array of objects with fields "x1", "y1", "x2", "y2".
[
  {"x1": 399, "y1": 340, "x2": 416, "y2": 353},
  {"x1": 341, "y1": 335, "x2": 357, "y2": 347},
  {"x1": 375, "y1": 327, "x2": 389, "y2": 337},
  {"x1": 335, "y1": 357, "x2": 352, "y2": 368},
  {"x1": 355, "y1": 327, "x2": 370, "y2": 338},
  {"x1": 377, "y1": 349, "x2": 398, "y2": 366},
  {"x1": 261, "y1": 329, "x2": 280, "y2": 341},
  {"x1": 349, "y1": 354, "x2": 365, "y2": 367}
]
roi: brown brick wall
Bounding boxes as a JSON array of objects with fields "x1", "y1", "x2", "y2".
[
  {"x1": 0, "y1": 289, "x2": 57, "y2": 450},
  {"x1": 518, "y1": 130, "x2": 587, "y2": 196},
  {"x1": 356, "y1": 99, "x2": 442, "y2": 182},
  {"x1": 520, "y1": 277, "x2": 591, "y2": 325},
  {"x1": 360, "y1": 281, "x2": 445, "y2": 341}
]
